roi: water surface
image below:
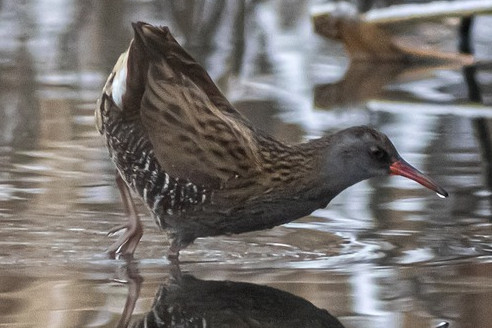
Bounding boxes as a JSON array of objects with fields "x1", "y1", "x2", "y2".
[{"x1": 0, "y1": 1, "x2": 491, "y2": 327}]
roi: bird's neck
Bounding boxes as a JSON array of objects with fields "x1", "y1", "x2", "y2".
[
  {"x1": 262, "y1": 135, "x2": 365, "y2": 206},
  {"x1": 255, "y1": 135, "x2": 341, "y2": 204}
]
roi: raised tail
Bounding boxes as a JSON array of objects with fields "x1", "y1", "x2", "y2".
[{"x1": 131, "y1": 22, "x2": 238, "y2": 116}]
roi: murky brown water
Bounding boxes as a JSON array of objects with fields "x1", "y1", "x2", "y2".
[{"x1": 0, "y1": 1, "x2": 491, "y2": 327}]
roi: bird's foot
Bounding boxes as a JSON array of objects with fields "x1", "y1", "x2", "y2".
[
  {"x1": 106, "y1": 221, "x2": 143, "y2": 259},
  {"x1": 167, "y1": 242, "x2": 180, "y2": 261},
  {"x1": 107, "y1": 223, "x2": 130, "y2": 236}
]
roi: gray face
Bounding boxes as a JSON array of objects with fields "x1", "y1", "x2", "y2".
[
  {"x1": 326, "y1": 126, "x2": 399, "y2": 182},
  {"x1": 321, "y1": 126, "x2": 448, "y2": 198}
]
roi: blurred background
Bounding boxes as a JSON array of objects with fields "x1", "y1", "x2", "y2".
[{"x1": 0, "y1": 0, "x2": 491, "y2": 327}]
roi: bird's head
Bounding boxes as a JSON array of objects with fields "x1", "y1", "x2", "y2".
[{"x1": 319, "y1": 126, "x2": 448, "y2": 198}]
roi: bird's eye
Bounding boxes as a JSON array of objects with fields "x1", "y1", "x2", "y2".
[{"x1": 370, "y1": 146, "x2": 387, "y2": 161}]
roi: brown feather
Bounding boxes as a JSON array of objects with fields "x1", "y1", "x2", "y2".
[{"x1": 130, "y1": 23, "x2": 262, "y2": 188}]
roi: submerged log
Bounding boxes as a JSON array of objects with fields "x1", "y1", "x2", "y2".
[{"x1": 311, "y1": 2, "x2": 485, "y2": 64}]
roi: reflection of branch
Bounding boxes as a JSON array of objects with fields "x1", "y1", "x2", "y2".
[
  {"x1": 164, "y1": 0, "x2": 249, "y2": 92},
  {"x1": 467, "y1": 63, "x2": 492, "y2": 194},
  {"x1": 459, "y1": 16, "x2": 474, "y2": 55},
  {"x1": 58, "y1": 1, "x2": 94, "y2": 70},
  {"x1": 314, "y1": 62, "x2": 403, "y2": 108},
  {"x1": 460, "y1": 17, "x2": 481, "y2": 104},
  {"x1": 168, "y1": 0, "x2": 227, "y2": 46},
  {"x1": 460, "y1": 17, "x2": 492, "y2": 197},
  {"x1": 473, "y1": 119, "x2": 492, "y2": 191},
  {"x1": 314, "y1": 61, "x2": 465, "y2": 109}
]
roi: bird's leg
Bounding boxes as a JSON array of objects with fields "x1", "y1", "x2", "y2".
[
  {"x1": 114, "y1": 259, "x2": 143, "y2": 328},
  {"x1": 167, "y1": 235, "x2": 194, "y2": 260},
  {"x1": 167, "y1": 239, "x2": 181, "y2": 260},
  {"x1": 169, "y1": 256, "x2": 182, "y2": 283},
  {"x1": 107, "y1": 173, "x2": 143, "y2": 259}
]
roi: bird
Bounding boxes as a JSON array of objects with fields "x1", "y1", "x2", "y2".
[
  {"x1": 132, "y1": 274, "x2": 346, "y2": 328},
  {"x1": 95, "y1": 22, "x2": 448, "y2": 259}
]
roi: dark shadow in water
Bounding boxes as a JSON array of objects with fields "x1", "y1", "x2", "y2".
[
  {"x1": 116, "y1": 261, "x2": 345, "y2": 328},
  {"x1": 473, "y1": 118, "x2": 492, "y2": 193},
  {"x1": 460, "y1": 16, "x2": 492, "y2": 209},
  {"x1": 0, "y1": 38, "x2": 39, "y2": 150}
]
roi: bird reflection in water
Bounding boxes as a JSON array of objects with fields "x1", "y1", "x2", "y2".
[
  {"x1": 115, "y1": 261, "x2": 450, "y2": 328},
  {"x1": 115, "y1": 261, "x2": 345, "y2": 328}
]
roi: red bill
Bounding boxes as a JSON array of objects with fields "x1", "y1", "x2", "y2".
[{"x1": 390, "y1": 159, "x2": 448, "y2": 198}]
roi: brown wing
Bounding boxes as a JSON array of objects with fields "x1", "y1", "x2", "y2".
[{"x1": 132, "y1": 23, "x2": 261, "y2": 188}]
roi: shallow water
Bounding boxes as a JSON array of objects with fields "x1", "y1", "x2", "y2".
[{"x1": 0, "y1": 1, "x2": 491, "y2": 327}]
